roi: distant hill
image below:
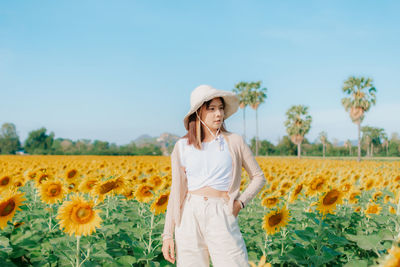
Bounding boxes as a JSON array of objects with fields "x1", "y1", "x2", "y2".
[
  {"x1": 134, "y1": 133, "x2": 180, "y2": 155},
  {"x1": 134, "y1": 134, "x2": 157, "y2": 146}
]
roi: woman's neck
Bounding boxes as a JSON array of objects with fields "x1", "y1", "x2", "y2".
[{"x1": 203, "y1": 129, "x2": 220, "y2": 142}]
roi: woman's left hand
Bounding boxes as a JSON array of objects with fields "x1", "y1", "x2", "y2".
[{"x1": 232, "y1": 200, "x2": 242, "y2": 218}]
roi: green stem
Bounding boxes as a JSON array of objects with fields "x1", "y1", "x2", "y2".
[
  {"x1": 48, "y1": 204, "x2": 52, "y2": 232},
  {"x1": 147, "y1": 212, "x2": 155, "y2": 254},
  {"x1": 106, "y1": 195, "x2": 110, "y2": 219},
  {"x1": 316, "y1": 217, "x2": 324, "y2": 256},
  {"x1": 76, "y1": 235, "x2": 81, "y2": 267}
]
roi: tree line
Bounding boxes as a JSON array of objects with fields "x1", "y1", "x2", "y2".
[
  {"x1": 0, "y1": 122, "x2": 399, "y2": 157},
  {"x1": 0, "y1": 124, "x2": 162, "y2": 155},
  {"x1": 248, "y1": 132, "x2": 400, "y2": 158}
]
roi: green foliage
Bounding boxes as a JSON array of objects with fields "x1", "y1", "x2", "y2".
[
  {"x1": 24, "y1": 127, "x2": 55, "y2": 154},
  {"x1": 0, "y1": 123, "x2": 21, "y2": 154}
]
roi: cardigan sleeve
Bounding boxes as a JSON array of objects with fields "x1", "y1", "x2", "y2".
[
  {"x1": 237, "y1": 136, "x2": 266, "y2": 207},
  {"x1": 161, "y1": 143, "x2": 180, "y2": 241}
]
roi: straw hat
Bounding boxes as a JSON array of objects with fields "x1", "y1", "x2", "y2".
[{"x1": 183, "y1": 85, "x2": 239, "y2": 130}]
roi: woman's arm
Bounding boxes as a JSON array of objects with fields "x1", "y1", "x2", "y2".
[
  {"x1": 161, "y1": 143, "x2": 180, "y2": 241},
  {"x1": 237, "y1": 136, "x2": 266, "y2": 207}
]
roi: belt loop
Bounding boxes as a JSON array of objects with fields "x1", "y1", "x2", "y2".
[{"x1": 187, "y1": 192, "x2": 191, "y2": 202}]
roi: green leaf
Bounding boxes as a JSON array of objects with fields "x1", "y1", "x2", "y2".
[
  {"x1": 91, "y1": 250, "x2": 113, "y2": 261},
  {"x1": 346, "y1": 234, "x2": 381, "y2": 250},
  {"x1": 0, "y1": 236, "x2": 10, "y2": 247},
  {"x1": 378, "y1": 229, "x2": 394, "y2": 241},
  {"x1": 116, "y1": 255, "x2": 137, "y2": 265},
  {"x1": 343, "y1": 259, "x2": 368, "y2": 267},
  {"x1": 294, "y1": 228, "x2": 314, "y2": 242}
]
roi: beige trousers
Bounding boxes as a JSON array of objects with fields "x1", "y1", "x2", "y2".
[{"x1": 174, "y1": 192, "x2": 249, "y2": 267}]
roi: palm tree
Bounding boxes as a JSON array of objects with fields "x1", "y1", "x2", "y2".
[
  {"x1": 318, "y1": 131, "x2": 328, "y2": 158},
  {"x1": 233, "y1": 82, "x2": 251, "y2": 143},
  {"x1": 344, "y1": 140, "x2": 352, "y2": 156},
  {"x1": 341, "y1": 76, "x2": 377, "y2": 162},
  {"x1": 248, "y1": 81, "x2": 267, "y2": 156},
  {"x1": 362, "y1": 126, "x2": 386, "y2": 157},
  {"x1": 284, "y1": 105, "x2": 312, "y2": 159}
]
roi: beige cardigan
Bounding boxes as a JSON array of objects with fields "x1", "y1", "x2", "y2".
[{"x1": 162, "y1": 131, "x2": 266, "y2": 241}]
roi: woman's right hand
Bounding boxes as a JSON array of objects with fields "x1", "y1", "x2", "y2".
[{"x1": 162, "y1": 238, "x2": 175, "y2": 264}]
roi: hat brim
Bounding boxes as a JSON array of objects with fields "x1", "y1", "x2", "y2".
[{"x1": 183, "y1": 91, "x2": 239, "y2": 131}]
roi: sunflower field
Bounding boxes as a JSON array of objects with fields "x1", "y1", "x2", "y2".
[{"x1": 1, "y1": 155, "x2": 400, "y2": 267}]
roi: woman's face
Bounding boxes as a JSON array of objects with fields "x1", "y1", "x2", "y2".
[{"x1": 200, "y1": 97, "x2": 225, "y2": 131}]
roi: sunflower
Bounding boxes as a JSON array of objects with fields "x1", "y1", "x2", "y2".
[
  {"x1": 382, "y1": 246, "x2": 400, "y2": 267},
  {"x1": 25, "y1": 170, "x2": 37, "y2": 180},
  {"x1": 348, "y1": 190, "x2": 361, "y2": 204},
  {"x1": 150, "y1": 192, "x2": 169, "y2": 215},
  {"x1": 262, "y1": 206, "x2": 290, "y2": 235},
  {"x1": 12, "y1": 177, "x2": 26, "y2": 189},
  {"x1": 389, "y1": 205, "x2": 396, "y2": 214},
  {"x1": 0, "y1": 190, "x2": 26, "y2": 229},
  {"x1": 56, "y1": 194, "x2": 102, "y2": 236},
  {"x1": 307, "y1": 177, "x2": 326, "y2": 196},
  {"x1": 316, "y1": 188, "x2": 343, "y2": 215},
  {"x1": 35, "y1": 172, "x2": 53, "y2": 185},
  {"x1": 365, "y1": 202, "x2": 382, "y2": 218},
  {"x1": 135, "y1": 184, "x2": 155, "y2": 203},
  {"x1": 384, "y1": 195, "x2": 392, "y2": 204},
  {"x1": 0, "y1": 175, "x2": 12, "y2": 191},
  {"x1": 94, "y1": 176, "x2": 126, "y2": 202},
  {"x1": 341, "y1": 182, "x2": 353, "y2": 193},
  {"x1": 65, "y1": 168, "x2": 79, "y2": 181},
  {"x1": 39, "y1": 180, "x2": 66, "y2": 204},
  {"x1": 261, "y1": 196, "x2": 280, "y2": 208},
  {"x1": 78, "y1": 178, "x2": 98, "y2": 194},
  {"x1": 372, "y1": 191, "x2": 383, "y2": 201},
  {"x1": 249, "y1": 255, "x2": 271, "y2": 267},
  {"x1": 148, "y1": 175, "x2": 164, "y2": 191},
  {"x1": 364, "y1": 178, "x2": 375, "y2": 191},
  {"x1": 122, "y1": 189, "x2": 135, "y2": 201},
  {"x1": 289, "y1": 184, "x2": 303, "y2": 203}
]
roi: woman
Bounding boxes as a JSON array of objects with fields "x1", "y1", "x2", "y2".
[{"x1": 162, "y1": 85, "x2": 266, "y2": 267}]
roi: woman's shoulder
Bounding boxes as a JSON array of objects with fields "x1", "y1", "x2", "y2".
[
  {"x1": 173, "y1": 137, "x2": 189, "y2": 153},
  {"x1": 222, "y1": 131, "x2": 244, "y2": 144},
  {"x1": 176, "y1": 137, "x2": 188, "y2": 146}
]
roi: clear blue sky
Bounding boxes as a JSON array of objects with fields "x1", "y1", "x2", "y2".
[{"x1": 1, "y1": 0, "x2": 399, "y2": 145}]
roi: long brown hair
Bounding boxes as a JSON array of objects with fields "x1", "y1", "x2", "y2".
[{"x1": 182, "y1": 97, "x2": 229, "y2": 150}]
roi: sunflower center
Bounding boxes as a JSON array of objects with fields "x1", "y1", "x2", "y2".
[
  {"x1": 157, "y1": 195, "x2": 168, "y2": 206},
  {"x1": 0, "y1": 176, "x2": 10, "y2": 186},
  {"x1": 268, "y1": 213, "x2": 283, "y2": 227},
  {"x1": 140, "y1": 186, "x2": 153, "y2": 196},
  {"x1": 39, "y1": 175, "x2": 48, "y2": 184},
  {"x1": 71, "y1": 205, "x2": 94, "y2": 224},
  {"x1": 315, "y1": 182, "x2": 324, "y2": 190},
  {"x1": 294, "y1": 185, "x2": 303, "y2": 195},
  {"x1": 323, "y1": 190, "x2": 339, "y2": 205},
  {"x1": 0, "y1": 199, "x2": 16, "y2": 216},
  {"x1": 266, "y1": 198, "x2": 278, "y2": 205},
  {"x1": 47, "y1": 184, "x2": 61, "y2": 197},
  {"x1": 99, "y1": 181, "x2": 117, "y2": 194},
  {"x1": 67, "y1": 170, "x2": 77, "y2": 179},
  {"x1": 368, "y1": 206, "x2": 378, "y2": 213}
]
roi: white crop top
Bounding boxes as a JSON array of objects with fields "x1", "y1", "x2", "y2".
[{"x1": 176, "y1": 135, "x2": 233, "y2": 191}]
